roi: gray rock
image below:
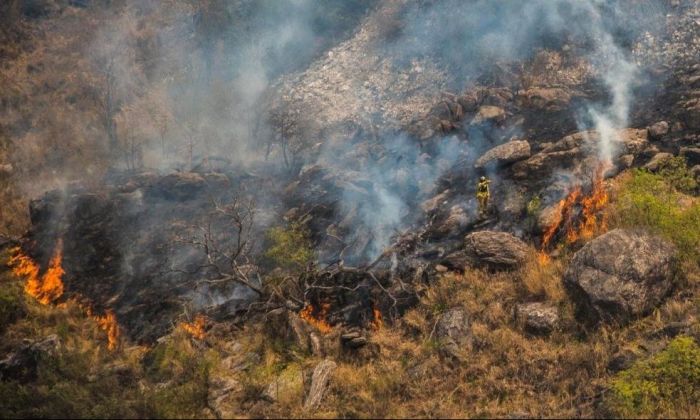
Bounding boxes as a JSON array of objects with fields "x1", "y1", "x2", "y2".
[
  {"x1": 680, "y1": 146, "x2": 700, "y2": 166},
  {"x1": 617, "y1": 154, "x2": 634, "y2": 169},
  {"x1": 516, "y1": 87, "x2": 572, "y2": 112},
  {"x1": 0, "y1": 335, "x2": 61, "y2": 381},
  {"x1": 436, "y1": 308, "x2": 471, "y2": 362},
  {"x1": 207, "y1": 375, "x2": 240, "y2": 418},
  {"x1": 475, "y1": 140, "x2": 531, "y2": 168},
  {"x1": 516, "y1": 303, "x2": 559, "y2": 335},
  {"x1": 691, "y1": 165, "x2": 700, "y2": 180},
  {"x1": 464, "y1": 231, "x2": 529, "y2": 269},
  {"x1": 470, "y1": 105, "x2": 506, "y2": 125},
  {"x1": 304, "y1": 359, "x2": 337, "y2": 411},
  {"x1": 441, "y1": 250, "x2": 470, "y2": 271},
  {"x1": 564, "y1": 229, "x2": 677, "y2": 323},
  {"x1": 644, "y1": 152, "x2": 674, "y2": 171},
  {"x1": 647, "y1": 121, "x2": 669, "y2": 139},
  {"x1": 154, "y1": 172, "x2": 207, "y2": 200}
]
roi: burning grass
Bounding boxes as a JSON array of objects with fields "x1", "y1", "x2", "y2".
[
  {"x1": 179, "y1": 314, "x2": 207, "y2": 340},
  {"x1": 10, "y1": 241, "x2": 64, "y2": 305},
  {"x1": 300, "y1": 303, "x2": 333, "y2": 334},
  {"x1": 538, "y1": 164, "x2": 610, "y2": 263},
  {"x1": 8, "y1": 243, "x2": 121, "y2": 351}
]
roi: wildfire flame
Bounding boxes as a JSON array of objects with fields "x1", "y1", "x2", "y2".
[
  {"x1": 370, "y1": 304, "x2": 383, "y2": 330},
  {"x1": 539, "y1": 164, "x2": 610, "y2": 263},
  {"x1": 94, "y1": 310, "x2": 120, "y2": 351},
  {"x1": 9, "y1": 241, "x2": 121, "y2": 351},
  {"x1": 180, "y1": 314, "x2": 207, "y2": 340},
  {"x1": 299, "y1": 303, "x2": 332, "y2": 334},
  {"x1": 10, "y1": 241, "x2": 64, "y2": 305}
]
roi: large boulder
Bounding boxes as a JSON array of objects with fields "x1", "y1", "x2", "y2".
[
  {"x1": 564, "y1": 229, "x2": 677, "y2": 323},
  {"x1": 643, "y1": 152, "x2": 674, "y2": 172},
  {"x1": 470, "y1": 105, "x2": 506, "y2": 125},
  {"x1": 515, "y1": 303, "x2": 559, "y2": 335},
  {"x1": 0, "y1": 335, "x2": 61, "y2": 381},
  {"x1": 512, "y1": 129, "x2": 650, "y2": 179},
  {"x1": 680, "y1": 146, "x2": 700, "y2": 166},
  {"x1": 516, "y1": 87, "x2": 572, "y2": 112},
  {"x1": 475, "y1": 140, "x2": 531, "y2": 168},
  {"x1": 436, "y1": 307, "x2": 471, "y2": 362},
  {"x1": 464, "y1": 231, "x2": 529, "y2": 269},
  {"x1": 303, "y1": 359, "x2": 337, "y2": 411}
]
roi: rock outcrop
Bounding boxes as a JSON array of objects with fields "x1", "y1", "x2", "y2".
[
  {"x1": 436, "y1": 307, "x2": 471, "y2": 362},
  {"x1": 303, "y1": 359, "x2": 337, "y2": 411},
  {"x1": 564, "y1": 229, "x2": 677, "y2": 323},
  {"x1": 464, "y1": 231, "x2": 529, "y2": 269},
  {"x1": 475, "y1": 140, "x2": 531, "y2": 168},
  {"x1": 0, "y1": 335, "x2": 61, "y2": 381},
  {"x1": 515, "y1": 302, "x2": 559, "y2": 335}
]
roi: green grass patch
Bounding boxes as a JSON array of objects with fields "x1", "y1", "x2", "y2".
[
  {"x1": 606, "y1": 336, "x2": 700, "y2": 418},
  {"x1": 264, "y1": 222, "x2": 313, "y2": 270},
  {"x1": 611, "y1": 164, "x2": 699, "y2": 262}
]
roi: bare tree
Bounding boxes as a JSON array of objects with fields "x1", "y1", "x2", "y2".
[{"x1": 177, "y1": 195, "x2": 263, "y2": 295}]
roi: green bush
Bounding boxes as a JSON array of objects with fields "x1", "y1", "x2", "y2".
[
  {"x1": 0, "y1": 275, "x2": 24, "y2": 333},
  {"x1": 606, "y1": 336, "x2": 700, "y2": 418},
  {"x1": 143, "y1": 336, "x2": 218, "y2": 418},
  {"x1": 0, "y1": 350, "x2": 152, "y2": 418},
  {"x1": 613, "y1": 168, "x2": 700, "y2": 261},
  {"x1": 657, "y1": 156, "x2": 698, "y2": 194},
  {"x1": 264, "y1": 222, "x2": 313, "y2": 270}
]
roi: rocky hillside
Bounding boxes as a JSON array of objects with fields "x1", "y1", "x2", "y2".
[{"x1": 1, "y1": 0, "x2": 700, "y2": 418}]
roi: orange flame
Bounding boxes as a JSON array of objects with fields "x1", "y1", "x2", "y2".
[
  {"x1": 541, "y1": 187, "x2": 581, "y2": 251},
  {"x1": 180, "y1": 314, "x2": 207, "y2": 340},
  {"x1": 573, "y1": 168, "x2": 609, "y2": 242},
  {"x1": 300, "y1": 303, "x2": 332, "y2": 334},
  {"x1": 10, "y1": 241, "x2": 64, "y2": 305},
  {"x1": 94, "y1": 310, "x2": 120, "y2": 351},
  {"x1": 538, "y1": 164, "x2": 610, "y2": 263},
  {"x1": 9, "y1": 242, "x2": 120, "y2": 351},
  {"x1": 370, "y1": 305, "x2": 383, "y2": 330}
]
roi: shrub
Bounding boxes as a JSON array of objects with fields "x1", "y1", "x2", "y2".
[
  {"x1": 264, "y1": 222, "x2": 313, "y2": 270},
  {"x1": 657, "y1": 156, "x2": 698, "y2": 194},
  {"x1": 611, "y1": 168, "x2": 699, "y2": 261},
  {"x1": 0, "y1": 274, "x2": 24, "y2": 333},
  {"x1": 606, "y1": 336, "x2": 700, "y2": 418}
]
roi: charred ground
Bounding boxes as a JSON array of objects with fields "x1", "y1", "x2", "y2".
[{"x1": 1, "y1": 0, "x2": 700, "y2": 418}]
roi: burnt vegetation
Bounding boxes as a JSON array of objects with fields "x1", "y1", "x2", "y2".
[{"x1": 1, "y1": 0, "x2": 700, "y2": 418}]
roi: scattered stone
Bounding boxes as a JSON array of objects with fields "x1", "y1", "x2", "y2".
[
  {"x1": 647, "y1": 121, "x2": 669, "y2": 139},
  {"x1": 434, "y1": 264, "x2": 449, "y2": 273},
  {"x1": 680, "y1": 146, "x2": 700, "y2": 166},
  {"x1": 303, "y1": 359, "x2": 337, "y2": 411},
  {"x1": 470, "y1": 105, "x2": 506, "y2": 125},
  {"x1": 464, "y1": 231, "x2": 529, "y2": 269},
  {"x1": 0, "y1": 335, "x2": 61, "y2": 381},
  {"x1": 341, "y1": 329, "x2": 368, "y2": 349},
  {"x1": 475, "y1": 140, "x2": 531, "y2": 168},
  {"x1": 436, "y1": 308, "x2": 471, "y2": 362},
  {"x1": 207, "y1": 374, "x2": 240, "y2": 418},
  {"x1": 516, "y1": 87, "x2": 572, "y2": 112},
  {"x1": 643, "y1": 152, "x2": 674, "y2": 171},
  {"x1": 617, "y1": 154, "x2": 634, "y2": 169},
  {"x1": 515, "y1": 302, "x2": 559, "y2": 335},
  {"x1": 564, "y1": 229, "x2": 677, "y2": 323}
]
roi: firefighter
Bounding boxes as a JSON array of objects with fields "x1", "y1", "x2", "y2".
[{"x1": 476, "y1": 176, "x2": 490, "y2": 217}]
